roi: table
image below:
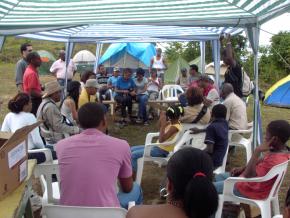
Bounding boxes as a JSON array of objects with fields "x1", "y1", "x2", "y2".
[{"x1": 0, "y1": 159, "x2": 37, "y2": 218}]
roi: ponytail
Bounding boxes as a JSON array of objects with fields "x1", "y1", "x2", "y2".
[{"x1": 184, "y1": 176, "x2": 218, "y2": 218}]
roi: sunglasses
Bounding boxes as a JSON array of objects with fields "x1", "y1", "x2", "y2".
[{"x1": 27, "y1": 49, "x2": 33, "y2": 52}]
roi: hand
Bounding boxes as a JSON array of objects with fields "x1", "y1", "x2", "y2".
[
  {"x1": 230, "y1": 167, "x2": 245, "y2": 177},
  {"x1": 203, "y1": 98, "x2": 212, "y2": 107},
  {"x1": 225, "y1": 33, "x2": 231, "y2": 43},
  {"x1": 129, "y1": 90, "x2": 136, "y2": 96},
  {"x1": 190, "y1": 127, "x2": 200, "y2": 134},
  {"x1": 255, "y1": 136, "x2": 276, "y2": 153},
  {"x1": 123, "y1": 90, "x2": 129, "y2": 94}
]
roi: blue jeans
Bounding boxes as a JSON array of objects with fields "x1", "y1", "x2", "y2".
[
  {"x1": 137, "y1": 94, "x2": 148, "y2": 122},
  {"x1": 131, "y1": 145, "x2": 169, "y2": 172},
  {"x1": 214, "y1": 173, "x2": 244, "y2": 197},
  {"x1": 117, "y1": 182, "x2": 143, "y2": 209},
  {"x1": 178, "y1": 93, "x2": 188, "y2": 107}
]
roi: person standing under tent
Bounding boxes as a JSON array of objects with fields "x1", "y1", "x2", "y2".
[
  {"x1": 23, "y1": 52, "x2": 42, "y2": 116},
  {"x1": 50, "y1": 50, "x2": 77, "y2": 88},
  {"x1": 107, "y1": 67, "x2": 121, "y2": 97},
  {"x1": 15, "y1": 43, "x2": 33, "y2": 92},
  {"x1": 221, "y1": 34, "x2": 243, "y2": 98},
  {"x1": 150, "y1": 48, "x2": 167, "y2": 83},
  {"x1": 96, "y1": 64, "x2": 111, "y2": 102}
]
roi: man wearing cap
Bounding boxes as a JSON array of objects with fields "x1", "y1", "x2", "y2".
[
  {"x1": 150, "y1": 48, "x2": 167, "y2": 83},
  {"x1": 37, "y1": 81, "x2": 80, "y2": 148},
  {"x1": 23, "y1": 51, "x2": 42, "y2": 116},
  {"x1": 176, "y1": 68, "x2": 189, "y2": 90},
  {"x1": 78, "y1": 79, "x2": 99, "y2": 108},
  {"x1": 107, "y1": 67, "x2": 120, "y2": 97},
  {"x1": 50, "y1": 50, "x2": 77, "y2": 87}
]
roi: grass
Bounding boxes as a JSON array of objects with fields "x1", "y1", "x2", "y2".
[{"x1": 0, "y1": 62, "x2": 289, "y2": 214}]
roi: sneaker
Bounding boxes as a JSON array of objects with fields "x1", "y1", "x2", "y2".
[
  {"x1": 136, "y1": 118, "x2": 143, "y2": 124},
  {"x1": 144, "y1": 121, "x2": 149, "y2": 126},
  {"x1": 148, "y1": 114, "x2": 153, "y2": 120}
]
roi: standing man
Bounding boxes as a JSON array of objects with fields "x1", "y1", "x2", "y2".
[
  {"x1": 96, "y1": 64, "x2": 111, "y2": 101},
  {"x1": 50, "y1": 50, "x2": 77, "y2": 87},
  {"x1": 15, "y1": 43, "x2": 33, "y2": 92},
  {"x1": 23, "y1": 52, "x2": 42, "y2": 115},
  {"x1": 150, "y1": 48, "x2": 167, "y2": 83},
  {"x1": 221, "y1": 34, "x2": 243, "y2": 98},
  {"x1": 56, "y1": 102, "x2": 142, "y2": 208}
]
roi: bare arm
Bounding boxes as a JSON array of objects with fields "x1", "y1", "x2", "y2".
[
  {"x1": 119, "y1": 177, "x2": 133, "y2": 193},
  {"x1": 205, "y1": 142, "x2": 214, "y2": 154},
  {"x1": 159, "y1": 125, "x2": 179, "y2": 143},
  {"x1": 224, "y1": 34, "x2": 236, "y2": 67},
  {"x1": 66, "y1": 99, "x2": 78, "y2": 121},
  {"x1": 115, "y1": 88, "x2": 129, "y2": 94},
  {"x1": 162, "y1": 58, "x2": 168, "y2": 70}
]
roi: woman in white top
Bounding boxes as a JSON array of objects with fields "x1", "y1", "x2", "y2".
[
  {"x1": 147, "y1": 68, "x2": 162, "y2": 119},
  {"x1": 60, "y1": 81, "x2": 81, "y2": 124},
  {"x1": 1, "y1": 93, "x2": 46, "y2": 163},
  {"x1": 150, "y1": 48, "x2": 167, "y2": 83}
]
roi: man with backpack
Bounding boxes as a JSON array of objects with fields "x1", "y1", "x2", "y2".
[{"x1": 221, "y1": 34, "x2": 243, "y2": 98}]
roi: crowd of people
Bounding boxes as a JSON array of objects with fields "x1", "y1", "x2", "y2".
[{"x1": 0, "y1": 38, "x2": 289, "y2": 218}]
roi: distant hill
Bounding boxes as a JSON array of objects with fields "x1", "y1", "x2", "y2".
[{"x1": 0, "y1": 36, "x2": 109, "y2": 63}]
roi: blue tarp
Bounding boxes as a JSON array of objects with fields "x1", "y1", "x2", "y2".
[
  {"x1": 99, "y1": 43, "x2": 156, "y2": 67},
  {"x1": 264, "y1": 79, "x2": 290, "y2": 108}
]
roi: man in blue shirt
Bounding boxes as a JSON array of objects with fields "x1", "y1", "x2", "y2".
[
  {"x1": 115, "y1": 68, "x2": 136, "y2": 124},
  {"x1": 191, "y1": 104, "x2": 229, "y2": 169}
]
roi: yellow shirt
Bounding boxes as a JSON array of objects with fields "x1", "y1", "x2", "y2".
[
  {"x1": 158, "y1": 122, "x2": 182, "y2": 152},
  {"x1": 78, "y1": 88, "x2": 96, "y2": 108}
]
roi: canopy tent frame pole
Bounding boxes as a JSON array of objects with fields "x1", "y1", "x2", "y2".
[
  {"x1": 64, "y1": 41, "x2": 74, "y2": 96},
  {"x1": 0, "y1": 36, "x2": 5, "y2": 52},
  {"x1": 212, "y1": 39, "x2": 221, "y2": 90},
  {"x1": 200, "y1": 41, "x2": 206, "y2": 74},
  {"x1": 247, "y1": 23, "x2": 261, "y2": 149},
  {"x1": 94, "y1": 42, "x2": 102, "y2": 74}
]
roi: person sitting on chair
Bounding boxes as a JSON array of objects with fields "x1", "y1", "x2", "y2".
[
  {"x1": 214, "y1": 120, "x2": 290, "y2": 199},
  {"x1": 127, "y1": 147, "x2": 218, "y2": 218},
  {"x1": 191, "y1": 104, "x2": 229, "y2": 169}
]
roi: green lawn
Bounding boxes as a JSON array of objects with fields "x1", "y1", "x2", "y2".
[{"x1": 0, "y1": 62, "x2": 289, "y2": 214}]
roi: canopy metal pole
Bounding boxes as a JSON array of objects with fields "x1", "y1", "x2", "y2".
[
  {"x1": 0, "y1": 36, "x2": 5, "y2": 52},
  {"x1": 213, "y1": 39, "x2": 221, "y2": 90},
  {"x1": 94, "y1": 42, "x2": 102, "y2": 74},
  {"x1": 64, "y1": 41, "x2": 74, "y2": 96},
  {"x1": 200, "y1": 41, "x2": 206, "y2": 74}
]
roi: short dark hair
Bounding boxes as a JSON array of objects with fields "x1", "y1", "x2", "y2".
[
  {"x1": 124, "y1": 68, "x2": 132, "y2": 74},
  {"x1": 78, "y1": 103, "x2": 105, "y2": 129},
  {"x1": 20, "y1": 43, "x2": 32, "y2": 53},
  {"x1": 190, "y1": 64, "x2": 198, "y2": 72},
  {"x1": 186, "y1": 87, "x2": 204, "y2": 106},
  {"x1": 136, "y1": 68, "x2": 145, "y2": 76},
  {"x1": 167, "y1": 147, "x2": 218, "y2": 218},
  {"x1": 8, "y1": 93, "x2": 30, "y2": 113},
  {"x1": 267, "y1": 120, "x2": 290, "y2": 144},
  {"x1": 26, "y1": 51, "x2": 40, "y2": 64},
  {"x1": 212, "y1": 104, "x2": 227, "y2": 119}
]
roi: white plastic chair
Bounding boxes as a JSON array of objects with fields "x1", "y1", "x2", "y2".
[
  {"x1": 159, "y1": 84, "x2": 184, "y2": 101},
  {"x1": 135, "y1": 130, "x2": 183, "y2": 185},
  {"x1": 215, "y1": 160, "x2": 289, "y2": 218},
  {"x1": 229, "y1": 122, "x2": 253, "y2": 163},
  {"x1": 42, "y1": 204, "x2": 127, "y2": 218},
  {"x1": 174, "y1": 130, "x2": 207, "y2": 152},
  {"x1": 34, "y1": 161, "x2": 60, "y2": 205}
]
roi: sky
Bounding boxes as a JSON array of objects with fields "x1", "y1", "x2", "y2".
[{"x1": 259, "y1": 13, "x2": 290, "y2": 45}]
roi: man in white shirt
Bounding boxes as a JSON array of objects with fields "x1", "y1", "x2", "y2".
[
  {"x1": 50, "y1": 50, "x2": 77, "y2": 87},
  {"x1": 221, "y1": 83, "x2": 248, "y2": 130},
  {"x1": 150, "y1": 48, "x2": 167, "y2": 83}
]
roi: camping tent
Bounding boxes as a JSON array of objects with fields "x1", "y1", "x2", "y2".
[
  {"x1": 37, "y1": 50, "x2": 56, "y2": 75},
  {"x1": 99, "y1": 43, "x2": 156, "y2": 71},
  {"x1": 165, "y1": 57, "x2": 189, "y2": 84},
  {"x1": 205, "y1": 61, "x2": 228, "y2": 82},
  {"x1": 264, "y1": 74, "x2": 290, "y2": 108},
  {"x1": 73, "y1": 50, "x2": 96, "y2": 73}
]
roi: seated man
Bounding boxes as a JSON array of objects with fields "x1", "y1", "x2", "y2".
[
  {"x1": 56, "y1": 102, "x2": 143, "y2": 208},
  {"x1": 176, "y1": 68, "x2": 189, "y2": 91},
  {"x1": 78, "y1": 79, "x2": 99, "y2": 108},
  {"x1": 198, "y1": 75, "x2": 220, "y2": 109},
  {"x1": 220, "y1": 83, "x2": 247, "y2": 130},
  {"x1": 96, "y1": 64, "x2": 111, "y2": 102},
  {"x1": 214, "y1": 120, "x2": 290, "y2": 199},
  {"x1": 37, "y1": 81, "x2": 80, "y2": 155},
  {"x1": 191, "y1": 104, "x2": 229, "y2": 169}
]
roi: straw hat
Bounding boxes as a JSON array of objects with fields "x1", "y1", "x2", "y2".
[
  {"x1": 85, "y1": 79, "x2": 100, "y2": 88},
  {"x1": 42, "y1": 80, "x2": 63, "y2": 98}
]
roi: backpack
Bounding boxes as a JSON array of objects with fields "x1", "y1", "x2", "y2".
[{"x1": 242, "y1": 69, "x2": 254, "y2": 97}]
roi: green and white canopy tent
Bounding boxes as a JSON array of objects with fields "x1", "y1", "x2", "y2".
[{"x1": 0, "y1": 0, "x2": 289, "y2": 148}]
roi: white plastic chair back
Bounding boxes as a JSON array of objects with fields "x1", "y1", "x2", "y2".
[
  {"x1": 29, "y1": 148, "x2": 53, "y2": 164},
  {"x1": 181, "y1": 123, "x2": 208, "y2": 134},
  {"x1": 43, "y1": 204, "x2": 127, "y2": 218},
  {"x1": 160, "y1": 85, "x2": 184, "y2": 101},
  {"x1": 34, "y1": 161, "x2": 60, "y2": 204},
  {"x1": 174, "y1": 130, "x2": 206, "y2": 152}
]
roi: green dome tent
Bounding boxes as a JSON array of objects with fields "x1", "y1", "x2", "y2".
[
  {"x1": 37, "y1": 50, "x2": 56, "y2": 75},
  {"x1": 165, "y1": 56, "x2": 189, "y2": 84}
]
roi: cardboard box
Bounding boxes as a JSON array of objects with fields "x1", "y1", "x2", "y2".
[{"x1": 0, "y1": 122, "x2": 41, "y2": 200}]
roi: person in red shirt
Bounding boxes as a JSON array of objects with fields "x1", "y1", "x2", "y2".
[
  {"x1": 214, "y1": 120, "x2": 290, "y2": 200},
  {"x1": 23, "y1": 52, "x2": 42, "y2": 115}
]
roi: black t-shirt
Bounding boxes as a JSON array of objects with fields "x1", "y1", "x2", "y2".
[
  {"x1": 204, "y1": 118, "x2": 229, "y2": 168},
  {"x1": 224, "y1": 63, "x2": 243, "y2": 98}
]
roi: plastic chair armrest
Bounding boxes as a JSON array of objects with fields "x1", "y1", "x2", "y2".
[
  {"x1": 145, "y1": 132, "x2": 160, "y2": 144},
  {"x1": 28, "y1": 148, "x2": 53, "y2": 163}
]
